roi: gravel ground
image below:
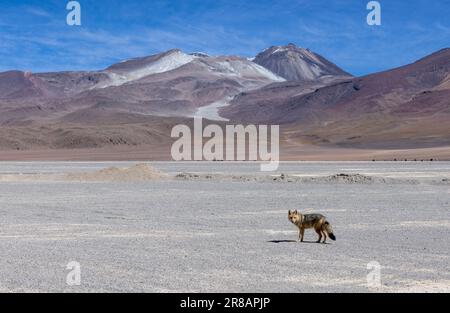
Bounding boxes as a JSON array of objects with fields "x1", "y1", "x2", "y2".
[{"x1": 0, "y1": 162, "x2": 449, "y2": 292}]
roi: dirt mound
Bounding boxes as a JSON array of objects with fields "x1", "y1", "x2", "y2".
[
  {"x1": 175, "y1": 172, "x2": 384, "y2": 184},
  {"x1": 321, "y1": 173, "x2": 378, "y2": 184},
  {"x1": 66, "y1": 163, "x2": 166, "y2": 182},
  {"x1": 271, "y1": 173, "x2": 382, "y2": 184}
]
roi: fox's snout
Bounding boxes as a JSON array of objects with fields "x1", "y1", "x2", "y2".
[{"x1": 324, "y1": 221, "x2": 336, "y2": 241}]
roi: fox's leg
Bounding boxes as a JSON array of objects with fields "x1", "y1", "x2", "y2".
[
  {"x1": 321, "y1": 231, "x2": 327, "y2": 243},
  {"x1": 300, "y1": 228, "x2": 305, "y2": 242},
  {"x1": 297, "y1": 229, "x2": 302, "y2": 242},
  {"x1": 315, "y1": 229, "x2": 322, "y2": 243}
]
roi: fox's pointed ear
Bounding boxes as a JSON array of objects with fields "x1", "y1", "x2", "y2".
[
  {"x1": 294, "y1": 210, "x2": 298, "y2": 214},
  {"x1": 288, "y1": 210, "x2": 291, "y2": 214}
]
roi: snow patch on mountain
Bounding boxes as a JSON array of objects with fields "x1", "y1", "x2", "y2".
[
  {"x1": 95, "y1": 51, "x2": 196, "y2": 88},
  {"x1": 249, "y1": 63, "x2": 286, "y2": 81},
  {"x1": 272, "y1": 47, "x2": 288, "y2": 54},
  {"x1": 194, "y1": 96, "x2": 233, "y2": 121},
  {"x1": 212, "y1": 60, "x2": 285, "y2": 82}
]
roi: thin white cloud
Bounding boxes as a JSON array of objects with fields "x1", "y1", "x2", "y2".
[{"x1": 24, "y1": 6, "x2": 52, "y2": 17}]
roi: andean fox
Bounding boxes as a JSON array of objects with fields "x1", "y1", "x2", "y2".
[{"x1": 288, "y1": 210, "x2": 336, "y2": 243}]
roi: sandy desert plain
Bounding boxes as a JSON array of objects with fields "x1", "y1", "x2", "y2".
[{"x1": 0, "y1": 161, "x2": 448, "y2": 292}]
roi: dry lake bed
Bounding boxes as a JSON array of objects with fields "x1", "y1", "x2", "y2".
[{"x1": 0, "y1": 161, "x2": 449, "y2": 292}]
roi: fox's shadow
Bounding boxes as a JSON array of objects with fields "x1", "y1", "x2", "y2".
[
  {"x1": 268, "y1": 240, "x2": 330, "y2": 245},
  {"x1": 268, "y1": 240, "x2": 297, "y2": 243}
]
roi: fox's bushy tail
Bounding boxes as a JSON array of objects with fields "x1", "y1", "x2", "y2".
[{"x1": 324, "y1": 221, "x2": 336, "y2": 241}]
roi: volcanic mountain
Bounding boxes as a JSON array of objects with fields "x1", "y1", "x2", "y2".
[{"x1": 253, "y1": 43, "x2": 352, "y2": 82}]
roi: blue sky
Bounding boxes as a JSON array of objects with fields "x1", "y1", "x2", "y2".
[{"x1": 0, "y1": 0, "x2": 449, "y2": 76}]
